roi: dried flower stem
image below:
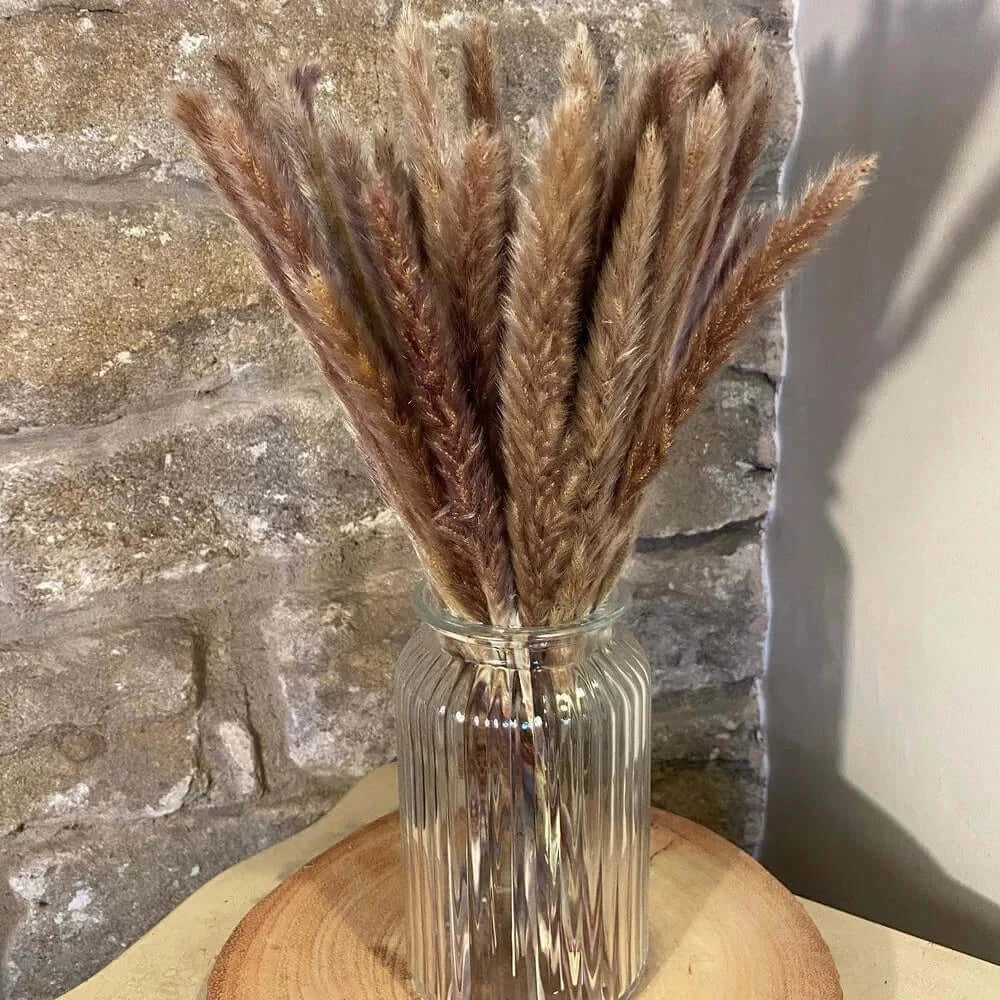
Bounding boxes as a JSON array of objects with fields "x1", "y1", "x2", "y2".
[
  {"x1": 366, "y1": 180, "x2": 515, "y2": 623},
  {"x1": 175, "y1": 15, "x2": 873, "y2": 628},
  {"x1": 462, "y1": 17, "x2": 501, "y2": 129},
  {"x1": 501, "y1": 64, "x2": 602, "y2": 624},
  {"x1": 553, "y1": 126, "x2": 667, "y2": 619},
  {"x1": 592, "y1": 156, "x2": 876, "y2": 602},
  {"x1": 455, "y1": 124, "x2": 514, "y2": 467}
]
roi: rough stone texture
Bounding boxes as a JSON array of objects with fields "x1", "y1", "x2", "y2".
[
  {"x1": 733, "y1": 300, "x2": 784, "y2": 379},
  {"x1": 0, "y1": 396, "x2": 380, "y2": 610},
  {"x1": 0, "y1": 714, "x2": 198, "y2": 835},
  {"x1": 626, "y1": 527, "x2": 769, "y2": 694},
  {"x1": 0, "y1": 199, "x2": 300, "y2": 430},
  {"x1": 0, "y1": 627, "x2": 194, "y2": 755},
  {"x1": 653, "y1": 759, "x2": 767, "y2": 851},
  {"x1": 0, "y1": 0, "x2": 796, "y2": 181},
  {"x1": 260, "y1": 586, "x2": 414, "y2": 778},
  {"x1": 649, "y1": 678, "x2": 766, "y2": 850},
  {"x1": 0, "y1": 1, "x2": 794, "y2": 995},
  {"x1": 651, "y1": 678, "x2": 763, "y2": 764},
  {"x1": 1, "y1": 801, "x2": 329, "y2": 1000},
  {"x1": 0, "y1": 628, "x2": 199, "y2": 835},
  {"x1": 640, "y1": 372, "x2": 775, "y2": 537}
]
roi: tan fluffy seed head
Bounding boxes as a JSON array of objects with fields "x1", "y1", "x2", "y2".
[
  {"x1": 554, "y1": 125, "x2": 667, "y2": 619},
  {"x1": 501, "y1": 78, "x2": 602, "y2": 623},
  {"x1": 175, "y1": 14, "x2": 873, "y2": 627},
  {"x1": 462, "y1": 16, "x2": 501, "y2": 128}
]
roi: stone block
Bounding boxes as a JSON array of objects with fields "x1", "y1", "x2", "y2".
[
  {"x1": 0, "y1": 202, "x2": 319, "y2": 430},
  {"x1": 0, "y1": 625, "x2": 194, "y2": 754},
  {"x1": 651, "y1": 679, "x2": 766, "y2": 851},
  {"x1": 208, "y1": 719, "x2": 263, "y2": 801},
  {"x1": 259, "y1": 580, "x2": 417, "y2": 779},
  {"x1": 0, "y1": 397, "x2": 382, "y2": 610},
  {"x1": 0, "y1": 714, "x2": 197, "y2": 835},
  {"x1": 2, "y1": 800, "x2": 328, "y2": 1000},
  {"x1": 731, "y1": 300, "x2": 784, "y2": 379},
  {"x1": 0, "y1": 0, "x2": 388, "y2": 181},
  {"x1": 640, "y1": 370, "x2": 775, "y2": 537},
  {"x1": 0, "y1": 626, "x2": 200, "y2": 833},
  {"x1": 625, "y1": 527, "x2": 767, "y2": 694},
  {"x1": 652, "y1": 760, "x2": 766, "y2": 852},
  {"x1": 0, "y1": 0, "x2": 795, "y2": 181},
  {"x1": 651, "y1": 678, "x2": 764, "y2": 767}
]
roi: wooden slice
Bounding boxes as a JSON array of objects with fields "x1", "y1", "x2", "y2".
[{"x1": 207, "y1": 809, "x2": 842, "y2": 1000}]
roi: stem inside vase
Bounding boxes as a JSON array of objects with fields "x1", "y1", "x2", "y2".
[{"x1": 395, "y1": 586, "x2": 651, "y2": 1000}]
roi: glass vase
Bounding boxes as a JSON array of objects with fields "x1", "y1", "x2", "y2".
[{"x1": 394, "y1": 586, "x2": 651, "y2": 1000}]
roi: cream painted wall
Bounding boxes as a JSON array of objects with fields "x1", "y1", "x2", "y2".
[{"x1": 763, "y1": 0, "x2": 1000, "y2": 963}]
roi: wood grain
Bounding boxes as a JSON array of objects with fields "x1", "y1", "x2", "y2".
[{"x1": 207, "y1": 809, "x2": 842, "y2": 1000}]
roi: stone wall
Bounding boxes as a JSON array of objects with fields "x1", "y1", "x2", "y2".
[{"x1": 0, "y1": 2, "x2": 794, "y2": 997}]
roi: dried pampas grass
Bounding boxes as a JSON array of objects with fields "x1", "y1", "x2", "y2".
[{"x1": 174, "y1": 9, "x2": 873, "y2": 627}]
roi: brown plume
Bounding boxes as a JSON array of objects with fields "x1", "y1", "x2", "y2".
[
  {"x1": 594, "y1": 156, "x2": 876, "y2": 600},
  {"x1": 173, "y1": 14, "x2": 872, "y2": 628},
  {"x1": 462, "y1": 17, "x2": 501, "y2": 129},
  {"x1": 553, "y1": 126, "x2": 667, "y2": 619},
  {"x1": 394, "y1": 9, "x2": 461, "y2": 314},
  {"x1": 500, "y1": 41, "x2": 603, "y2": 624},
  {"x1": 364, "y1": 179, "x2": 515, "y2": 623},
  {"x1": 455, "y1": 123, "x2": 514, "y2": 468}
]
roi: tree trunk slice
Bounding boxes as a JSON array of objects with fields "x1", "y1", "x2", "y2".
[{"x1": 207, "y1": 809, "x2": 841, "y2": 1000}]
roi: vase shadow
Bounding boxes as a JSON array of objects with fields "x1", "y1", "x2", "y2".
[{"x1": 764, "y1": 0, "x2": 1000, "y2": 974}]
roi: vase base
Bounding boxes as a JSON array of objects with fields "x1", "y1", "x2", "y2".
[
  {"x1": 206, "y1": 811, "x2": 841, "y2": 1000},
  {"x1": 407, "y1": 963, "x2": 646, "y2": 1000}
]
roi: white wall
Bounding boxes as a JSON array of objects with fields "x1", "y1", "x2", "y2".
[{"x1": 763, "y1": 0, "x2": 1000, "y2": 963}]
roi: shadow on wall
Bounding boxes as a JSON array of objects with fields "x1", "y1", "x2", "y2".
[{"x1": 763, "y1": 0, "x2": 1000, "y2": 964}]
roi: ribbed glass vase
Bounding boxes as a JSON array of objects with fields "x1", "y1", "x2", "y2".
[{"x1": 394, "y1": 586, "x2": 651, "y2": 1000}]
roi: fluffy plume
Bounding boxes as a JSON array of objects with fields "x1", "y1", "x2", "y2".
[
  {"x1": 596, "y1": 156, "x2": 876, "y2": 600},
  {"x1": 462, "y1": 17, "x2": 501, "y2": 128},
  {"x1": 394, "y1": 8, "x2": 460, "y2": 305},
  {"x1": 500, "y1": 37, "x2": 603, "y2": 624},
  {"x1": 553, "y1": 126, "x2": 667, "y2": 619},
  {"x1": 563, "y1": 22, "x2": 605, "y2": 104},
  {"x1": 664, "y1": 156, "x2": 877, "y2": 441},
  {"x1": 455, "y1": 124, "x2": 514, "y2": 467},
  {"x1": 374, "y1": 131, "x2": 428, "y2": 266},
  {"x1": 173, "y1": 14, "x2": 872, "y2": 627},
  {"x1": 365, "y1": 179, "x2": 515, "y2": 622},
  {"x1": 636, "y1": 87, "x2": 731, "y2": 449},
  {"x1": 688, "y1": 27, "x2": 772, "y2": 343}
]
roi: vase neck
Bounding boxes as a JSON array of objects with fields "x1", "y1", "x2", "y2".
[{"x1": 413, "y1": 583, "x2": 629, "y2": 668}]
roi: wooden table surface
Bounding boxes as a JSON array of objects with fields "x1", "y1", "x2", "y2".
[{"x1": 58, "y1": 764, "x2": 1000, "y2": 1000}]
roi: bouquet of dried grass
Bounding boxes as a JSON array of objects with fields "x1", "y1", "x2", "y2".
[{"x1": 174, "y1": 9, "x2": 873, "y2": 627}]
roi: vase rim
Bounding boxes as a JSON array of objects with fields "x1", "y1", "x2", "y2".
[{"x1": 413, "y1": 583, "x2": 630, "y2": 645}]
